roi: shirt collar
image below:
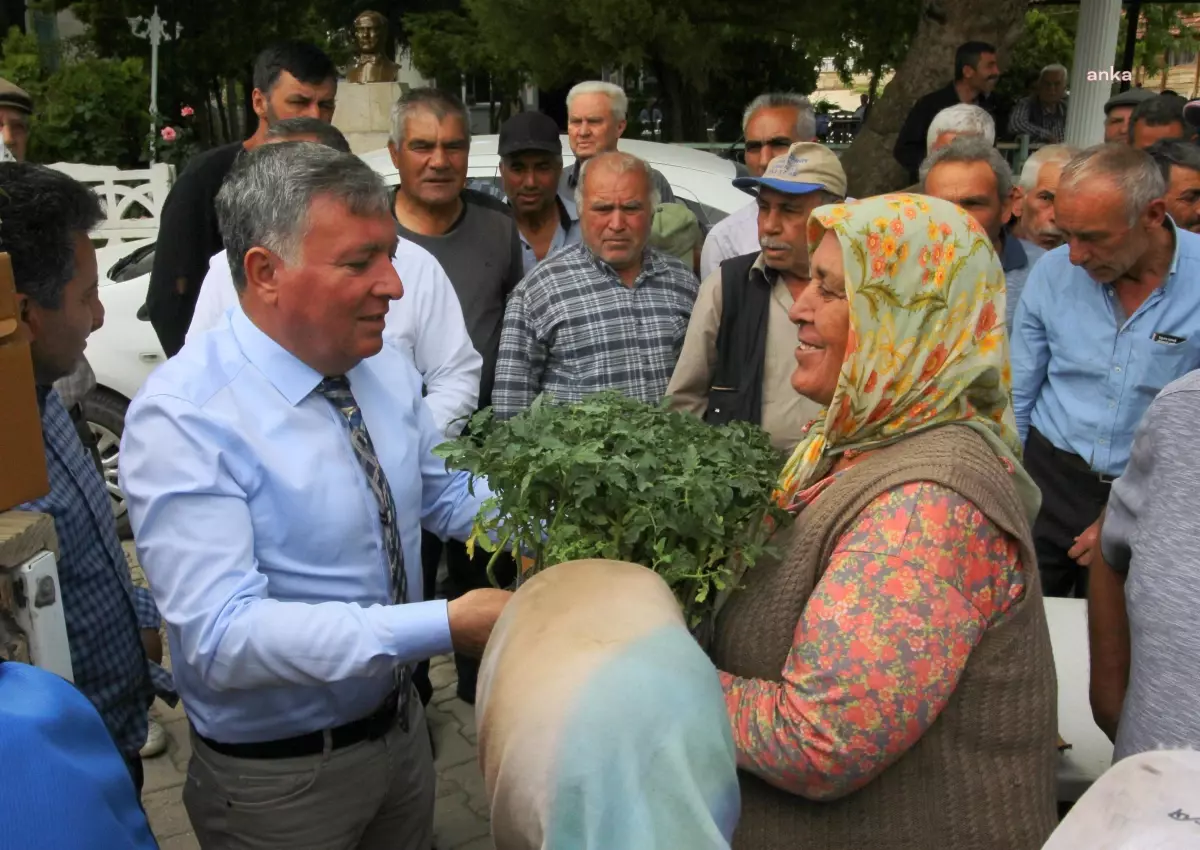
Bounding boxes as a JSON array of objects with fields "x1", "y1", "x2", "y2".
[
  {"x1": 1165, "y1": 216, "x2": 1182, "y2": 278},
  {"x1": 581, "y1": 242, "x2": 667, "y2": 285},
  {"x1": 231, "y1": 307, "x2": 325, "y2": 407},
  {"x1": 509, "y1": 195, "x2": 577, "y2": 239},
  {"x1": 998, "y1": 229, "x2": 1028, "y2": 272}
]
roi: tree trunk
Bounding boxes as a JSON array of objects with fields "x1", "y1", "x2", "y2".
[
  {"x1": 840, "y1": 0, "x2": 1032, "y2": 197},
  {"x1": 654, "y1": 58, "x2": 708, "y2": 143}
]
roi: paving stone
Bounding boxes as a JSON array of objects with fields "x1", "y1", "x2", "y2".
[
  {"x1": 158, "y1": 834, "x2": 200, "y2": 850},
  {"x1": 430, "y1": 662, "x2": 459, "y2": 691},
  {"x1": 142, "y1": 750, "x2": 187, "y2": 794},
  {"x1": 457, "y1": 837, "x2": 496, "y2": 850},
  {"x1": 436, "y1": 776, "x2": 463, "y2": 799},
  {"x1": 166, "y1": 718, "x2": 193, "y2": 772},
  {"x1": 445, "y1": 700, "x2": 476, "y2": 736},
  {"x1": 431, "y1": 653, "x2": 453, "y2": 669},
  {"x1": 434, "y1": 725, "x2": 478, "y2": 770},
  {"x1": 440, "y1": 761, "x2": 489, "y2": 819},
  {"x1": 434, "y1": 792, "x2": 490, "y2": 848},
  {"x1": 432, "y1": 685, "x2": 460, "y2": 705},
  {"x1": 143, "y1": 787, "x2": 191, "y2": 839},
  {"x1": 425, "y1": 702, "x2": 455, "y2": 729}
]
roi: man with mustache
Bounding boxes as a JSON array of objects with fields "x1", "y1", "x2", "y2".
[
  {"x1": 387, "y1": 87, "x2": 525, "y2": 706},
  {"x1": 894, "y1": 41, "x2": 1004, "y2": 184},
  {"x1": 1011, "y1": 144, "x2": 1078, "y2": 251},
  {"x1": 1011, "y1": 144, "x2": 1200, "y2": 599},
  {"x1": 497, "y1": 110, "x2": 581, "y2": 274},
  {"x1": 666, "y1": 143, "x2": 838, "y2": 453},
  {"x1": 1146, "y1": 139, "x2": 1200, "y2": 234}
]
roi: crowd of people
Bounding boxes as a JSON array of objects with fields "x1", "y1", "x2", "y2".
[{"x1": 2, "y1": 32, "x2": 1200, "y2": 850}]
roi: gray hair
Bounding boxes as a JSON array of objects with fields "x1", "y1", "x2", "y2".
[
  {"x1": 1018, "y1": 143, "x2": 1079, "y2": 191},
  {"x1": 1059, "y1": 144, "x2": 1167, "y2": 226},
  {"x1": 1145, "y1": 138, "x2": 1200, "y2": 182},
  {"x1": 741, "y1": 93, "x2": 818, "y2": 141},
  {"x1": 390, "y1": 87, "x2": 471, "y2": 146},
  {"x1": 216, "y1": 142, "x2": 391, "y2": 293},
  {"x1": 573, "y1": 151, "x2": 661, "y2": 212},
  {"x1": 919, "y1": 135, "x2": 1014, "y2": 200},
  {"x1": 266, "y1": 117, "x2": 352, "y2": 153},
  {"x1": 926, "y1": 103, "x2": 996, "y2": 152},
  {"x1": 566, "y1": 81, "x2": 628, "y2": 122},
  {"x1": 1039, "y1": 63, "x2": 1069, "y2": 82}
]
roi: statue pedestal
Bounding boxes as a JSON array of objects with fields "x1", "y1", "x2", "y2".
[{"x1": 333, "y1": 81, "x2": 409, "y2": 155}]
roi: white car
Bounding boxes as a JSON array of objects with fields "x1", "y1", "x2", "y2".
[{"x1": 86, "y1": 137, "x2": 752, "y2": 534}]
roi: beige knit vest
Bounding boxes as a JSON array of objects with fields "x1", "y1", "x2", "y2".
[{"x1": 713, "y1": 424, "x2": 1059, "y2": 850}]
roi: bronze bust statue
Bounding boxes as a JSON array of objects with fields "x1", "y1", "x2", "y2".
[{"x1": 346, "y1": 10, "x2": 401, "y2": 84}]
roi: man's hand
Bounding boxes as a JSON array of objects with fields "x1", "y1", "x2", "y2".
[
  {"x1": 140, "y1": 628, "x2": 164, "y2": 665},
  {"x1": 447, "y1": 589, "x2": 512, "y2": 658},
  {"x1": 1068, "y1": 517, "x2": 1103, "y2": 567}
]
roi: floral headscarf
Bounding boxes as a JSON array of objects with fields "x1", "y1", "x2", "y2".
[{"x1": 776, "y1": 193, "x2": 1040, "y2": 523}]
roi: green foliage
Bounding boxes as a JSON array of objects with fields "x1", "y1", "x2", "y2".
[
  {"x1": 994, "y1": 8, "x2": 1076, "y2": 105},
  {"x1": 434, "y1": 392, "x2": 793, "y2": 626},
  {"x1": 1116, "y1": 4, "x2": 1200, "y2": 79},
  {"x1": 0, "y1": 26, "x2": 149, "y2": 166}
]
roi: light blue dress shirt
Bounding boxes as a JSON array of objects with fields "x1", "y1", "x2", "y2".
[
  {"x1": 1000, "y1": 232, "x2": 1045, "y2": 334},
  {"x1": 118, "y1": 307, "x2": 493, "y2": 743},
  {"x1": 1011, "y1": 222, "x2": 1200, "y2": 478}
]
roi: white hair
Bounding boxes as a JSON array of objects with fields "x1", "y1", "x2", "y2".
[
  {"x1": 1059, "y1": 144, "x2": 1166, "y2": 226},
  {"x1": 567, "y1": 81, "x2": 628, "y2": 123},
  {"x1": 1017, "y1": 143, "x2": 1079, "y2": 191},
  {"x1": 926, "y1": 104, "x2": 996, "y2": 152},
  {"x1": 573, "y1": 151, "x2": 661, "y2": 212},
  {"x1": 1039, "y1": 63, "x2": 1069, "y2": 82},
  {"x1": 919, "y1": 136, "x2": 1013, "y2": 199},
  {"x1": 741, "y1": 93, "x2": 818, "y2": 141}
]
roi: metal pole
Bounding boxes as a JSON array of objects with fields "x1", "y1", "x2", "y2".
[{"x1": 1119, "y1": 0, "x2": 1141, "y2": 93}]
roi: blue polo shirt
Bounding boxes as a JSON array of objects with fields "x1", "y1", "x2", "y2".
[{"x1": 1011, "y1": 220, "x2": 1200, "y2": 477}]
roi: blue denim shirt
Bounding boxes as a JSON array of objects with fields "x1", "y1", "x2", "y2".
[{"x1": 1011, "y1": 221, "x2": 1200, "y2": 477}]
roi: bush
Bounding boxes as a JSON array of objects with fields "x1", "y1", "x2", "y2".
[{"x1": 0, "y1": 27, "x2": 150, "y2": 167}]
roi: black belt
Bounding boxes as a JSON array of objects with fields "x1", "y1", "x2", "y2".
[
  {"x1": 1029, "y1": 428, "x2": 1116, "y2": 485},
  {"x1": 195, "y1": 691, "x2": 401, "y2": 760}
]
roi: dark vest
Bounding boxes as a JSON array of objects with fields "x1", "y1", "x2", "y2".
[{"x1": 704, "y1": 252, "x2": 771, "y2": 427}]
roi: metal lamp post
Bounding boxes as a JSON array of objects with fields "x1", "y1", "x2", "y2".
[{"x1": 129, "y1": 7, "x2": 183, "y2": 163}]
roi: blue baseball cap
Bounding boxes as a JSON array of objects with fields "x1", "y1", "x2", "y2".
[{"x1": 733, "y1": 141, "x2": 847, "y2": 196}]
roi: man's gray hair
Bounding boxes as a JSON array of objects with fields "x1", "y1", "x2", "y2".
[
  {"x1": 741, "y1": 93, "x2": 817, "y2": 141},
  {"x1": 1059, "y1": 143, "x2": 1167, "y2": 226},
  {"x1": 216, "y1": 142, "x2": 391, "y2": 293},
  {"x1": 390, "y1": 87, "x2": 471, "y2": 146},
  {"x1": 266, "y1": 117, "x2": 352, "y2": 153},
  {"x1": 573, "y1": 151, "x2": 661, "y2": 211},
  {"x1": 926, "y1": 103, "x2": 996, "y2": 152},
  {"x1": 566, "y1": 81, "x2": 628, "y2": 122},
  {"x1": 1145, "y1": 138, "x2": 1200, "y2": 181},
  {"x1": 1039, "y1": 63, "x2": 1069, "y2": 81},
  {"x1": 919, "y1": 135, "x2": 1014, "y2": 200},
  {"x1": 1017, "y1": 143, "x2": 1079, "y2": 191}
]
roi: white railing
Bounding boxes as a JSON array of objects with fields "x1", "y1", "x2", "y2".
[{"x1": 45, "y1": 162, "x2": 176, "y2": 246}]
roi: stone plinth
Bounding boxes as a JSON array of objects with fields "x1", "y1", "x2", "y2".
[{"x1": 334, "y1": 81, "x2": 410, "y2": 155}]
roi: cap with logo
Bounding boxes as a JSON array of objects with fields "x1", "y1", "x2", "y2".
[
  {"x1": 498, "y1": 111, "x2": 562, "y2": 157},
  {"x1": 732, "y1": 142, "x2": 847, "y2": 197},
  {"x1": 1102, "y1": 87, "x2": 1156, "y2": 114}
]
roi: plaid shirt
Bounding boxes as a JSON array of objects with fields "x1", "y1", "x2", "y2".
[
  {"x1": 20, "y1": 388, "x2": 169, "y2": 758},
  {"x1": 493, "y1": 242, "x2": 698, "y2": 419}
]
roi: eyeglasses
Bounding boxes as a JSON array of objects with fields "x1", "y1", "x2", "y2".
[{"x1": 744, "y1": 137, "x2": 794, "y2": 154}]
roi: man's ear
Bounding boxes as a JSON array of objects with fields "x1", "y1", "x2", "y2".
[
  {"x1": 13, "y1": 291, "x2": 33, "y2": 340},
  {"x1": 615, "y1": 118, "x2": 627, "y2": 139},
  {"x1": 242, "y1": 247, "x2": 284, "y2": 305},
  {"x1": 1002, "y1": 188, "x2": 1017, "y2": 226},
  {"x1": 1010, "y1": 187, "x2": 1025, "y2": 222},
  {"x1": 251, "y1": 88, "x2": 268, "y2": 122}
]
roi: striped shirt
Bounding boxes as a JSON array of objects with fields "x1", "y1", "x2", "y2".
[{"x1": 493, "y1": 242, "x2": 699, "y2": 420}]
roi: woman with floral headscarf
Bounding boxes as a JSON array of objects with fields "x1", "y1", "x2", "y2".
[{"x1": 712, "y1": 194, "x2": 1058, "y2": 849}]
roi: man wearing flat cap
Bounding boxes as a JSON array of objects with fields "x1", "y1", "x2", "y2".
[
  {"x1": 1103, "y1": 87, "x2": 1156, "y2": 144},
  {"x1": 0, "y1": 78, "x2": 32, "y2": 161},
  {"x1": 496, "y1": 111, "x2": 580, "y2": 274}
]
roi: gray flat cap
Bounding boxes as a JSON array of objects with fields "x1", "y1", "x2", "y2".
[{"x1": 1103, "y1": 87, "x2": 1156, "y2": 114}]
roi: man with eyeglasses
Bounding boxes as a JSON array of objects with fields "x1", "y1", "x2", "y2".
[{"x1": 699, "y1": 94, "x2": 817, "y2": 279}]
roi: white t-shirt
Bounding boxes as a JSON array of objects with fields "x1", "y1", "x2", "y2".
[
  {"x1": 699, "y1": 200, "x2": 759, "y2": 280},
  {"x1": 186, "y1": 241, "x2": 483, "y2": 437}
]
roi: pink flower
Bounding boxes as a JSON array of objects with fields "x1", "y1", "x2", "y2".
[
  {"x1": 160, "y1": 126, "x2": 177, "y2": 142},
  {"x1": 181, "y1": 106, "x2": 194, "y2": 117}
]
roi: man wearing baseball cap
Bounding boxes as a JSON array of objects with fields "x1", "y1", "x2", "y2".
[
  {"x1": 667, "y1": 142, "x2": 842, "y2": 453},
  {"x1": 1102, "y1": 87, "x2": 1156, "y2": 144},
  {"x1": 497, "y1": 111, "x2": 580, "y2": 274}
]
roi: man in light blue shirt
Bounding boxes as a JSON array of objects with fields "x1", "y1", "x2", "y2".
[
  {"x1": 119, "y1": 142, "x2": 511, "y2": 849},
  {"x1": 1012, "y1": 143, "x2": 1200, "y2": 599}
]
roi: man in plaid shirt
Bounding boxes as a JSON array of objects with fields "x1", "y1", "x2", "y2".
[
  {"x1": 493, "y1": 151, "x2": 698, "y2": 420},
  {"x1": 5, "y1": 163, "x2": 172, "y2": 793}
]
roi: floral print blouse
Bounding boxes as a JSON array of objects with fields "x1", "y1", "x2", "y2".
[{"x1": 720, "y1": 477, "x2": 1025, "y2": 800}]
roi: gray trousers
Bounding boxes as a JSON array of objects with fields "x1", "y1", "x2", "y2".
[{"x1": 184, "y1": 700, "x2": 435, "y2": 850}]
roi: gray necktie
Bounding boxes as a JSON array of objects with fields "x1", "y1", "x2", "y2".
[{"x1": 317, "y1": 376, "x2": 410, "y2": 732}]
